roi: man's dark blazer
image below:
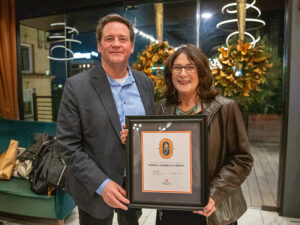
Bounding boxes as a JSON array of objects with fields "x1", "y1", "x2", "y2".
[{"x1": 56, "y1": 63, "x2": 155, "y2": 219}]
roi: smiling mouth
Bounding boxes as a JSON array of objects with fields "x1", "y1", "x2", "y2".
[{"x1": 178, "y1": 80, "x2": 190, "y2": 85}]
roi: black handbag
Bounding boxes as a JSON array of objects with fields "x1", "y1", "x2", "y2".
[{"x1": 30, "y1": 137, "x2": 66, "y2": 195}]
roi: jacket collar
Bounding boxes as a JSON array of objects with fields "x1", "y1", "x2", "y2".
[
  {"x1": 90, "y1": 64, "x2": 122, "y2": 136},
  {"x1": 201, "y1": 97, "x2": 222, "y2": 125}
]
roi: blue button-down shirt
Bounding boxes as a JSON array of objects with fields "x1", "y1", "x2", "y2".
[
  {"x1": 106, "y1": 67, "x2": 146, "y2": 126},
  {"x1": 96, "y1": 67, "x2": 146, "y2": 195}
]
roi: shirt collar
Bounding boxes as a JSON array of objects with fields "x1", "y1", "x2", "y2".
[{"x1": 106, "y1": 66, "x2": 135, "y2": 86}]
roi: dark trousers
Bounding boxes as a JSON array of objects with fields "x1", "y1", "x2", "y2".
[
  {"x1": 116, "y1": 207, "x2": 142, "y2": 225},
  {"x1": 78, "y1": 208, "x2": 142, "y2": 225},
  {"x1": 155, "y1": 210, "x2": 238, "y2": 225},
  {"x1": 79, "y1": 209, "x2": 113, "y2": 225}
]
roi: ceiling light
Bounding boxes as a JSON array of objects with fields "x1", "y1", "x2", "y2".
[{"x1": 202, "y1": 13, "x2": 212, "y2": 19}]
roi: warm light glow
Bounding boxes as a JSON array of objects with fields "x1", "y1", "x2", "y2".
[
  {"x1": 134, "y1": 28, "x2": 158, "y2": 43},
  {"x1": 133, "y1": 28, "x2": 174, "y2": 47}
]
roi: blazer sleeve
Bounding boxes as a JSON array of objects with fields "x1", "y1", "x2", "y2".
[
  {"x1": 56, "y1": 79, "x2": 108, "y2": 196},
  {"x1": 209, "y1": 100, "x2": 253, "y2": 205}
]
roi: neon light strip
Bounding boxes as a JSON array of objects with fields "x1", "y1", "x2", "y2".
[
  {"x1": 47, "y1": 56, "x2": 75, "y2": 61},
  {"x1": 216, "y1": 18, "x2": 265, "y2": 31},
  {"x1": 48, "y1": 22, "x2": 82, "y2": 61},
  {"x1": 151, "y1": 66, "x2": 165, "y2": 70},
  {"x1": 222, "y1": 0, "x2": 256, "y2": 13},
  {"x1": 50, "y1": 23, "x2": 66, "y2": 26},
  {"x1": 222, "y1": 2, "x2": 261, "y2": 18},
  {"x1": 217, "y1": 0, "x2": 265, "y2": 47},
  {"x1": 65, "y1": 26, "x2": 79, "y2": 34},
  {"x1": 49, "y1": 35, "x2": 66, "y2": 39},
  {"x1": 225, "y1": 31, "x2": 260, "y2": 47},
  {"x1": 48, "y1": 44, "x2": 75, "y2": 61}
]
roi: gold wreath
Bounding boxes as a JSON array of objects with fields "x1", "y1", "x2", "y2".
[
  {"x1": 132, "y1": 41, "x2": 175, "y2": 101},
  {"x1": 212, "y1": 40, "x2": 273, "y2": 97}
]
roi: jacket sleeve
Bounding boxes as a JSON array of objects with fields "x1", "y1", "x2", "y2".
[
  {"x1": 56, "y1": 79, "x2": 108, "y2": 196},
  {"x1": 209, "y1": 100, "x2": 253, "y2": 205}
]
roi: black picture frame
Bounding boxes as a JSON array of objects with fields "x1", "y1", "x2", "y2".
[{"x1": 125, "y1": 115, "x2": 209, "y2": 211}]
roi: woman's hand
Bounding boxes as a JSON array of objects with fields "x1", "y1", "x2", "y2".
[
  {"x1": 193, "y1": 197, "x2": 216, "y2": 217},
  {"x1": 120, "y1": 124, "x2": 129, "y2": 144}
]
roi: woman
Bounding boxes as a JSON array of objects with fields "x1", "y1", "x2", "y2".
[{"x1": 121, "y1": 44, "x2": 253, "y2": 225}]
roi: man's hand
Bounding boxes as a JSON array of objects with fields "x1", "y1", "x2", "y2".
[
  {"x1": 102, "y1": 180, "x2": 129, "y2": 210},
  {"x1": 193, "y1": 197, "x2": 216, "y2": 217}
]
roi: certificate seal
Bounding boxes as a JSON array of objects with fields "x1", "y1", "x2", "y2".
[{"x1": 159, "y1": 138, "x2": 173, "y2": 159}]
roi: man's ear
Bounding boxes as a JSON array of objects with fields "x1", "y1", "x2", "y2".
[
  {"x1": 97, "y1": 42, "x2": 101, "y2": 53},
  {"x1": 131, "y1": 42, "x2": 135, "y2": 54}
]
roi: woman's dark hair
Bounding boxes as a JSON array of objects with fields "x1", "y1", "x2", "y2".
[
  {"x1": 164, "y1": 44, "x2": 218, "y2": 104},
  {"x1": 96, "y1": 14, "x2": 135, "y2": 43}
]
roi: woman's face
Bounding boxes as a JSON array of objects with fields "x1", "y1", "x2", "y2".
[{"x1": 171, "y1": 53, "x2": 199, "y2": 98}]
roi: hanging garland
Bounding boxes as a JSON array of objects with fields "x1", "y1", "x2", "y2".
[
  {"x1": 132, "y1": 41, "x2": 174, "y2": 101},
  {"x1": 212, "y1": 40, "x2": 273, "y2": 97}
]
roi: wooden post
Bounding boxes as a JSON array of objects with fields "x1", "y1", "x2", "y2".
[
  {"x1": 237, "y1": 0, "x2": 246, "y2": 42},
  {"x1": 154, "y1": 3, "x2": 163, "y2": 42}
]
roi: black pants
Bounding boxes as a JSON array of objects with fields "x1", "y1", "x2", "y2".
[
  {"x1": 116, "y1": 207, "x2": 142, "y2": 225},
  {"x1": 79, "y1": 208, "x2": 142, "y2": 225},
  {"x1": 155, "y1": 210, "x2": 238, "y2": 225},
  {"x1": 79, "y1": 209, "x2": 113, "y2": 225}
]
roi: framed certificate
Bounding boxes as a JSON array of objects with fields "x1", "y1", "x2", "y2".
[{"x1": 125, "y1": 115, "x2": 208, "y2": 211}]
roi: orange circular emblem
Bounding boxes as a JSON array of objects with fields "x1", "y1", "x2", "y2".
[{"x1": 159, "y1": 138, "x2": 173, "y2": 159}]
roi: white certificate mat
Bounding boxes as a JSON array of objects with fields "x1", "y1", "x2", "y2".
[{"x1": 142, "y1": 131, "x2": 192, "y2": 193}]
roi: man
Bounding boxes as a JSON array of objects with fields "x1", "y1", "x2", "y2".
[{"x1": 56, "y1": 14, "x2": 154, "y2": 225}]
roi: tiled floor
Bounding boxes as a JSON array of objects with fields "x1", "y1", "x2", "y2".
[{"x1": 0, "y1": 207, "x2": 300, "y2": 225}]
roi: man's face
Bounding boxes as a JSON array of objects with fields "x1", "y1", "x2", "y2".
[{"x1": 97, "y1": 21, "x2": 134, "y2": 66}]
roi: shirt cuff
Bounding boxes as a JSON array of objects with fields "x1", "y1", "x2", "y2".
[{"x1": 96, "y1": 178, "x2": 111, "y2": 196}]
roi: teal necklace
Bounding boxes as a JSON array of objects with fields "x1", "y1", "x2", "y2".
[{"x1": 176, "y1": 104, "x2": 199, "y2": 115}]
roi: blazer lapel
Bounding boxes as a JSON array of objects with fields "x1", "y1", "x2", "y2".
[
  {"x1": 132, "y1": 71, "x2": 152, "y2": 115},
  {"x1": 90, "y1": 65, "x2": 122, "y2": 136}
]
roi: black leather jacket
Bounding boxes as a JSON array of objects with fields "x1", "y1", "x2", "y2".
[{"x1": 155, "y1": 96, "x2": 253, "y2": 225}]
